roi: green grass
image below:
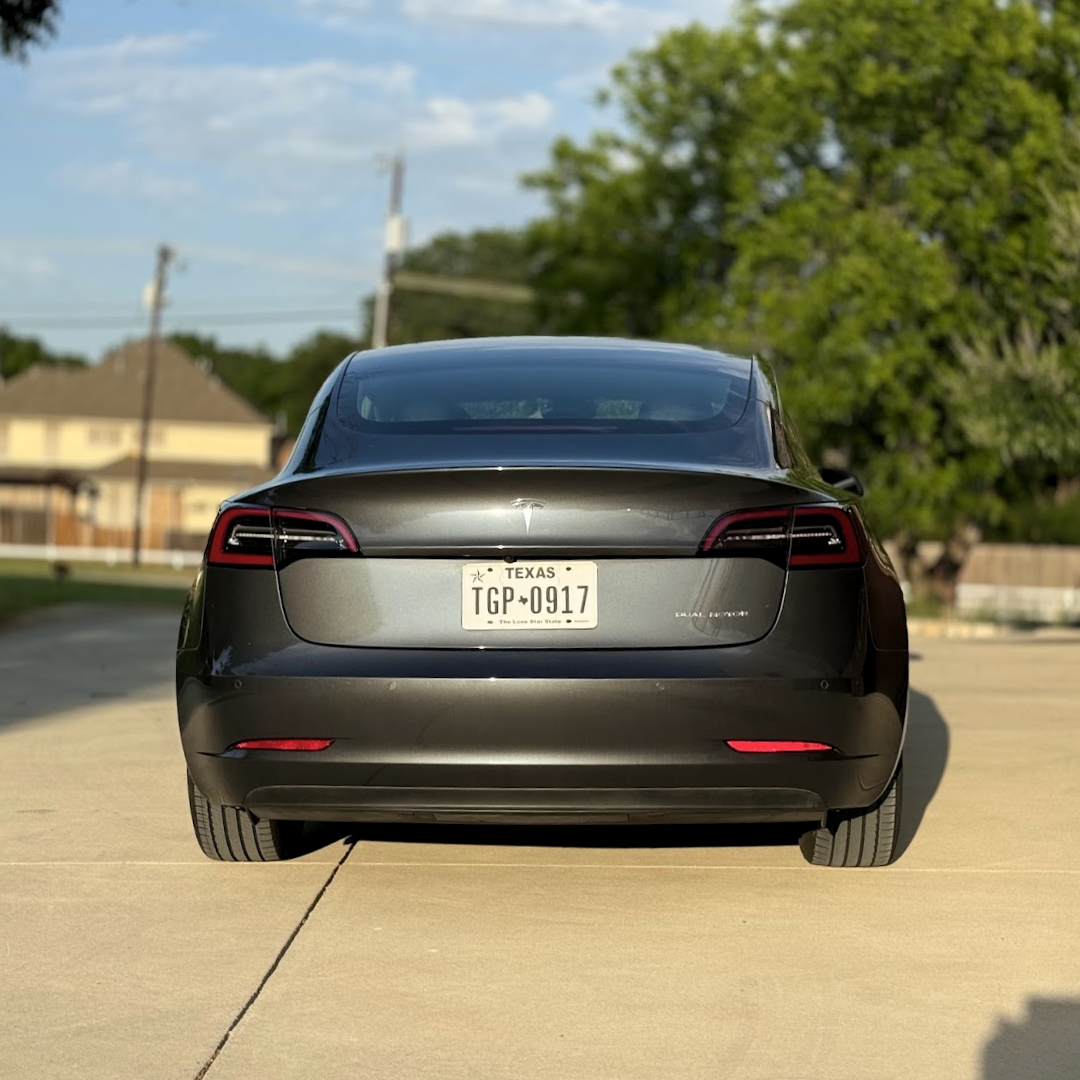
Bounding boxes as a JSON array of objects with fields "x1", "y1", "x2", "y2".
[
  {"x1": 903, "y1": 595, "x2": 949, "y2": 620},
  {"x1": 0, "y1": 559, "x2": 193, "y2": 624}
]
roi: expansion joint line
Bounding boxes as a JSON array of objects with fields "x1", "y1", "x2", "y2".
[{"x1": 193, "y1": 841, "x2": 356, "y2": 1079}]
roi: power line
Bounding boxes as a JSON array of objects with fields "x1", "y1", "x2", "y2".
[
  {"x1": 393, "y1": 271, "x2": 534, "y2": 303},
  {"x1": 0, "y1": 294, "x2": 361, "y2": 312},
  {"x1": 0, "y1": 309, "x2": 360, "y2": 330}
]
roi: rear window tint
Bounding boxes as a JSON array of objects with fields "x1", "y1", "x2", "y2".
[{"x1": 337, "y1": 354, "x2": 752, "y2": 433}]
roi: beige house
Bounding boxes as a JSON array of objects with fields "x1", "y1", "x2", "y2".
[{"x1": 0, "y1": 339, "x2": 276, "y2": 553}]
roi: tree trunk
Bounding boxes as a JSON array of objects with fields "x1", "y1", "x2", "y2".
[
  {"x1": 926, "y1": 521, "x2": 982, "y2": 608},
  {"x1": 896, "y1": 523, "x2": 981, "y2": 611},
  {"x1": 895, "y1": 531, "x2": 930, "y2": 599},
  {"x1": 1054, "y1": 475, "x2": 1080, "y2": 506}
]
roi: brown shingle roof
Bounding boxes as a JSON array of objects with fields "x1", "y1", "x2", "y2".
[
  {"x1": 90, "y1": 456, "x2": 276, "y2": 486},
  {"x1": 0, "y1": 339, "x2": 271, "y2": 426}
]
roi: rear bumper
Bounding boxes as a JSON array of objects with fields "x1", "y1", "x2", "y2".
[
  {"x1": 243, "y1": 786, "x2": 827, "y2": 824},
  {"x1": 177, "y1": 561, "x2": 908, "y2": 826},
  {"x1": 179, "y1": 671, "x2": 905, "y2": 824}
]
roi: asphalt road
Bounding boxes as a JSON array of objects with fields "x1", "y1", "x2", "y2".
[{"x1": 2, "y1": 606, "x2": 1079, "y2": 1080}]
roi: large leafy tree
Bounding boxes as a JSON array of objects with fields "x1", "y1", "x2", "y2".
[
  {"x1": 525, "y1": 25, "x2": 751, "y2": 337},
  {"x1": 528, "y1": 0, "x2": 1080, "y2": 600},
  {"x1": 380, "y1": 228, "x2": 538, "y2": 345},
  {"x1": 168, "y1": 333, "x2": 283, "y2": 422},
  {"x1": 283, "y1": 330, "x2": 362, "y2": 434},
  {"x1": 1, "y1": 0, "x2": 61, "y2": 60},
  {"x1": 170, "y1": 330, "x2": 363, "y2": 438},
  {"x1": 0, "y1": 327, "x2": 85, "y2": 379}
]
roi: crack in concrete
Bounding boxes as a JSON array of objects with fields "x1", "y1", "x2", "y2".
[{"x1": 192, "y1": 841, "x2": 356, "y2": 1080}]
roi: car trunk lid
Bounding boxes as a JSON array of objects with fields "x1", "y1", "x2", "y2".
[{"x1": 270, "y1": 467, "x2": 803, "y2": 649}]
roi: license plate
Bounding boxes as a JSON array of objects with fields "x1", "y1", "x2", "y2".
[{"x1": 461, "y1": 561, "x2": 598, "y2": 630}]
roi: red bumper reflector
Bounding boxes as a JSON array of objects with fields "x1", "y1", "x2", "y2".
[
  {"x1": 232, "y1": 738, "x2": 333, "y2": 752},
  {"x1": 726, "y1": 740, "x2": 833, "y2": 753}
]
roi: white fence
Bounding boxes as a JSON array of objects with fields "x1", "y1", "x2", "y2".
[
  {"x1": 0, "y1": 542, "x2": 204, "y2": 569},
  {"x1": 954, "y1": 583, "x2": 1080, "y2": 624},
  {"x1": 4, "y1": 539, "x2": 1080, "y2": 623}
]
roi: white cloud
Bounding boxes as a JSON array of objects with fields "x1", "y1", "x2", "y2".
[
  {"x1": 407, "y1": 92, "x2": 552, "y2": 149},
  {"x1": 297, "y1": 0, "x2": 375, "y2": 29},
  {"x1": 0, "y1": 236, "x2": 374, "y2": 282},
  {"x1": 32, "y1": 33, "x2": 552, "y2": 204},
  {"x1": 402, "y1": 0, "x2": 639, "y2": 32},
  {"x1": 300, "y1": 0, "x2": 733, "y2": 35},
  {"x1": 32, "y1": 39, "x2": 418, "y2": 195},
  {"x1": 0, "y1": 250, "x2": 58, "y2": 284},
  {"x1": 57, "y1": 31, "x2": 212, "y2": 62},
  {"x1": 38, "y1": 51, "x2": 414, "y2": 134},
  {"x1": 59, "y1": 160, "x2": 201, "y2": 203}
]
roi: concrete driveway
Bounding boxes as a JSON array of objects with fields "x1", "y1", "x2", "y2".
[{"x1": 1, "y1": 606, "x2": 1078, "y2": 1080}]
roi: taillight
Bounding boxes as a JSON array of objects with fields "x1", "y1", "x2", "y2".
[
  {"x1": 207, "y1": 506, "x2": 358, "y2": 568},
  {"x1": 727, "y1": 740, "x2": 834, "y2": 753},
  {"x1": 231, "y1": 738, "x2": 333, "y2": 751},
  {"x1": 788, "y1": 508, "x2": 862, "y2": 567},
  {"x1": 701, "y1": 506, "x2": 863, "y2": 568},
  {"x1": 207, "y1": 507, "x2": 275, "y2": 567},
  {"x1": 701, "y1": 509, "x2": 792, "y2": 558},
  {"x1": 272, "y1": 508, "x2": 359, "y2": 566}
]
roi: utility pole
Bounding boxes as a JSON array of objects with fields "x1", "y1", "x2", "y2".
[
  {"x1": 370, "y1": 153, "x2": 406, "y2": 349},
  {"x1": 131, "y1": 243, "x2": 173, "y2": 566}
]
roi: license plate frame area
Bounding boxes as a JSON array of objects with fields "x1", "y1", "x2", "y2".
[{"x1": 461, "y1": 561, "x2": 598, "y2": 630}]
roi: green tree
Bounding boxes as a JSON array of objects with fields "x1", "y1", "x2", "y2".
[
  {"x1": 168, "y1": 333, "x2": 285, "y2": 425},
  {"x1": 528, "y1": 0, "x2": 1080, "y2": 602},
  {"x1": 377, "y1": 228, "x2": 539, "y2": 345},
  {"x1": 0, "y1": 327, "x2": 85, "y2": 379},
  {"x1": 283, "y1": 330, "x2": 362, "y2": 434},
  {"x1": 524, "y1": 25, "x2": 751, "y2": 337},
  {"x1": 170, "y1": 330, "x2": 363, "y2": 437},
  {"x1": 946, "y1": 177, "x2": 1080, "y2": 538},
  {"x1": 1, "y1": 0, "x2": 61, "y2": 60}
]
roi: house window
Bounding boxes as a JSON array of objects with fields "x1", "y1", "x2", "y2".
[{"x1": 88, "y1": 426, "x2": 122, "y2": 447}]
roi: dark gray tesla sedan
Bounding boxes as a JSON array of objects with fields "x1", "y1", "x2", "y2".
[{"x1": 177, "y1": 337, "x2": 907, "y2": 867}]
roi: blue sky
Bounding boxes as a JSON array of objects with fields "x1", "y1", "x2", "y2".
[{"x1": 0, "y1": 0, "x2": 733, "y2": 361}]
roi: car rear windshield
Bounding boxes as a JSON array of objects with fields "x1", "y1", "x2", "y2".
[{"x1": 336, "y1": 353, "x2": 753, "y2": 433}]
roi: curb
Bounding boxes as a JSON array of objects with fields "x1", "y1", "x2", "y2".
[
  {"x1": 907, "y1": 617, "x2": 1080, "y2": 641},
  {"x1": 907, "y1": 618, "x2": 1007, "y2": 639}
]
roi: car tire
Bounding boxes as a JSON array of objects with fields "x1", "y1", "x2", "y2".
[
  {"x1": 799, "y1": 759, "x2": 903, "y2": 867},
  {"x1": 187, "y1": 772, "x2": 303, "y2": 862}
]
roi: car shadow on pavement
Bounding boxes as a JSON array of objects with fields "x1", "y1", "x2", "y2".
[
  {"x1": 981, "y1": 997, "x2": 1080, "y2": 1080},
  {"x1": 0, "y1": 605, "x2": 177, "y2": 731},
  {"x1": 893, "y1": 688, "x2": 950, "y2": 861}
]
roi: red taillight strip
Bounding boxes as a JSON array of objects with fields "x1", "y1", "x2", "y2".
[
  {"x1": 231, "y1": 738, "x2": 334, "y2": 751},
  {"x1": 701, "y1": 505, "x2": 864, "y2": 567},
  {"x1": 727, "y1": 740, "x2": 834, "y2": 753},
  {"x1": 207, "y1": 506, "x2": 359, "y2": 568},
  {"x1": 789, "y1": 507, "x2": 862, "y2": 567},
  {"x1": 700, "y1": 508, "x2": 791, "y2": 552},
  {"x1": 207, "y1": 506, "x2": 274, "y2": 568},
  {"x1": 272, "y1": 509, "x2": 360, "y2": 552}
]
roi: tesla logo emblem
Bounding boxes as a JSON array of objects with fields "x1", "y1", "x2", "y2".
[{"x1": 511, "y1": 498, "x2": 545, "y2": 534}]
